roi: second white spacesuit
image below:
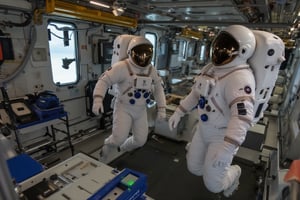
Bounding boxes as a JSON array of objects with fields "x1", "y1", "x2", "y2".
[
  {"x1": 93, "y1": 36, "x2": 166, "y2": 161},
  {"x1": 169, "y1": 25, "x2": 257, "y2": 197}
]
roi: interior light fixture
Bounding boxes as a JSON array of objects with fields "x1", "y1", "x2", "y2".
[
  {"x1": 89, "y1": 1, "x2": 110, "y2": 9},
  {"x1": 112, "y1": 8, "x2": 124, "y2": 16},
  {"x1": 112, "y1": 0, "x2": 126, "y2": 16}
]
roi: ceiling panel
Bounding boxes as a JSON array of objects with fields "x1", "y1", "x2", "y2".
[{"x1": 74, "y1": 0, "x2": 300, "y2": 39}]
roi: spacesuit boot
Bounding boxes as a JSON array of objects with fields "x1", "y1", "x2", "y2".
[
  {"x1": 98, "y1": 147, "x2": 107, "y2": 163},
  {"x1": 223, "y1": 165, "x2": 241, "y2": 197},
  {"x1": 185, "y1": 142, "x2": 191, "y2": 152},
  {"x1": 99, "y1": 143, "x2": 116, "y2": 163}
]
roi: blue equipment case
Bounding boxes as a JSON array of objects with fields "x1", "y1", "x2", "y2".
[
  {"x1": 88, "y1": 168, "x2": 147, "y2": 200},
  {"x1": 31, "y1": 103, "x2": 65, "y2": 120}
]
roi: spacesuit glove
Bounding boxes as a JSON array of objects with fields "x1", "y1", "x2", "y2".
[
  {"x1": 168, "y1": 108, "x2": 185, "y2": 131},
  {"x1": 92, "y1": 98, "x2": 104, "y2": 116},
  {"x1": 156, "y1": 107, "x2": 166, "y2": 122}
]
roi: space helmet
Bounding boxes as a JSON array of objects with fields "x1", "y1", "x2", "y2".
[
  {"x1": 211, "y1": 25, "x2": 256, "y2": 68},
  {"x1": 128, "y1": 36, "x2": 153, "y2": 67}
]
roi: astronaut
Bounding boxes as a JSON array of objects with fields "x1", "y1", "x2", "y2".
[
  {"x1": 93, "y1": 36, "x2": 166, "y2": 162},
  {"x1": 169, "y1": 25, "x2": 257, "y2": 197}
]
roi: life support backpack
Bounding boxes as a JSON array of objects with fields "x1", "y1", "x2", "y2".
[
  {"x1": 249, "y1": 30, "x2": 285, "y2": 124},
  {"x1": 111, "y1": 34, "x2": 136, "y2": 65},
  {"x1": 108, "y1": 34, "x2": 136, "y2": 96}
]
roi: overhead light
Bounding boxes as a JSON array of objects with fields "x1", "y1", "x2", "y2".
[
  {"x1": 145, "y1": 13, "x2": 173, "y2": 21},
  {"x1": 89, "y1": 1, "x2": 110, "y2": 9},
  {"x1": 44, "y1": 0, "x2": 137, "y2": 28},
  {"x1": 112, "y1": 8, "x2": 124, "y2": 16},
  {"x1": 112, "y1": 0, "x2": 126, "y2": 16}
]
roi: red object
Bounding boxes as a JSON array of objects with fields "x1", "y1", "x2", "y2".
[
  {"x1": 0, "y1": 42, "x2": 3, "y2": 61},
  {"x1": 284, "y1": 160, "x2": 300, "y2": 183}
]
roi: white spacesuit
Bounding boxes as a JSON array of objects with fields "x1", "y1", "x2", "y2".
[
  {"x1": 169, "y1": 25, "x2": 285, "y2": 197},
  {"x1": 93, "y1": 36, "x2": 166, "y2": 161}
]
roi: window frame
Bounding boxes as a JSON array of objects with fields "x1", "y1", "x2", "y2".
[{"x1": 47, "y1": 20, "x2": 80, "y2": 86}]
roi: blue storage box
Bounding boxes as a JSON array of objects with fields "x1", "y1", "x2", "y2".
[{"x1": 32, "y1": 104, "x2": 65, "y2": 120}]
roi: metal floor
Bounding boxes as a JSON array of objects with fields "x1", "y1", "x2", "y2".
[
  {"x1": 107, "y1": 116, "x2": 280, "y2": 200},
  {"x1": 41, "y1": 116, "x2": 279, "y2": 200},
  {"x1": 108, "y1": 134, "x2": 263, "y2": 200}
]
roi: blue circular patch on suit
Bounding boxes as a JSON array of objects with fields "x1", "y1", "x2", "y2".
[
  {"x1": 198, "y1": 97, "x2": 206, "y2": 109},
  {"x1": 144, "y1": 92, "x2": 149, "y2": 98},
  {"x1": 244, "y1": 86, "x2": 252, "y2": 94},
  {"x1": 146, "y1": 99, "x2": 151, "y2": 104},
  {"x1": 198, "y1": 97, "x2": 205, "y2": 109},
  {"x1": 134, "y1": 92, "x2": 141, "y2": 99},
  {"x1": 200, "y1": 114, "x2": 208, "y2": 122},
  {"x1": 129, "y1": 99, "x2": 135, "y2": 104}
]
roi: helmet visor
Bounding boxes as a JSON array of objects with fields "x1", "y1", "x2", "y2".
[
  {"x1": 212, "y1": 32, "x2": 239, "y2": 66},
  {"x1": 130, "y1": 44, "x2": 153, "y2": 67}
]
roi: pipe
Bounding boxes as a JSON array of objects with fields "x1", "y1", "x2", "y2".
[
  {"x1": 138, "y1": 19, "x2": 291, "y2": 29},
  {"x1": 0, "y1": 25, "x2": 37, "y2": 86}
]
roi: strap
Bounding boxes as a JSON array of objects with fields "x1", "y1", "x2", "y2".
[
  {"x1": 94, "y1": 94, "x2": 104, "y2": 99},
  {"x1": 125, "y1": 60, "x2": 134, "y2": 76},
  {"x1": 200, "y1": 63, "x2": 213, "y2": 75},
  {"x1": 218, "y1": 66, "x2": 250, "y2": 80},
  {"x1": 146, "y1": 67, "x2": 152, "y2": 76},
  {"x1": 201, "y1": 64, "x2": 251, "y2": 81},
  {"x1": 224, "y1": 136, "x2": 240, "y2": 147},
  {"x1": 229, "y1": 96, "x2": 255, "y2": 108}
]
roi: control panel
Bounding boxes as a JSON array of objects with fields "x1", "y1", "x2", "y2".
[{"x1": 18, "y1": 153, "x2": 149, "y2": 200}]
